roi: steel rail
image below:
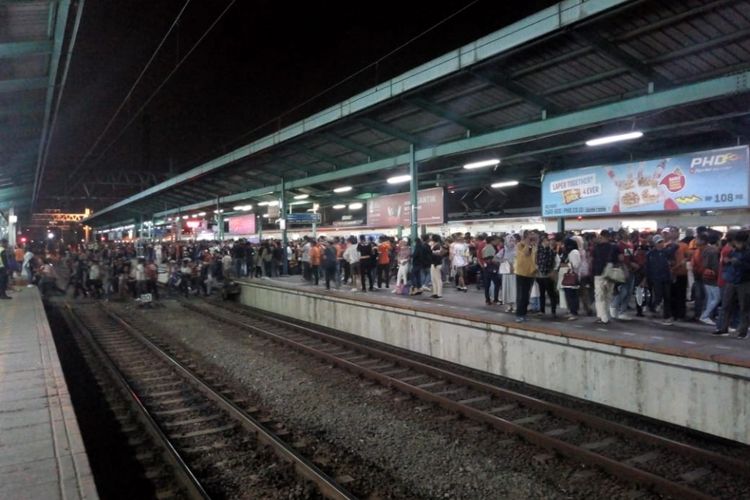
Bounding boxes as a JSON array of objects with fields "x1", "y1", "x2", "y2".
[
  {"x1": 99, "y1": 304, "x2": 357, "y2": 500},
  {"x1": 183, "y1": 299, "x2": 741, "y2": 500},
  {"x1": 63, "y1": 304, "x2": 210, "y2": 500}
]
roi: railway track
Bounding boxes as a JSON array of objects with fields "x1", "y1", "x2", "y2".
[
  {"x1": 63, "y1": 302, "x2": 356, "y2": 500},
  {"x1": 178, "y1": 297, "x2": 750, "y2": 500}
]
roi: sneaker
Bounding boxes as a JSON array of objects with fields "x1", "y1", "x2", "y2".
[
  {"x1": 595, "y1": 319, "x2": 609, "y2": 325},
  {"x1": 712, "y1": 330, "x2": 729, "y2": 336},
  {"x1": 515, "y1": 316, "x2": 526, "y2": 323},
  {"x1": 351, "y1": 288, "x2": 358, "y2": 292},
  {"x1": 567, "y1": 315, "x2": 578, "y2": 321},
  {"x1": 660, "y1": 318, "x2": 674, "y2": 326},
  {"x1": 738, "y1": 332, "x2": 748, "y2": 339},
  {"x1": 618, "y1": 313, "x2": 633, "y2": 321},
  {"x1": 699, "y1": 318, "x2": 715, "y2": 326}
]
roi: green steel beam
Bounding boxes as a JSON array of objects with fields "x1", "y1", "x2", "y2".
[
  {"x1": 0, "y1": 77, "x2": 48, "y2": 94},
  {"x1": 287, "y1": 144, "x2": 344, "y2": 169},
  {"x1": 87, "y1": 69, "x2": 750, "y2": 225},
  {"x1": 32, "y1": 0, "x2": 78, "y2": 205},
  {"x1": 318, "y1": 132, "x2": 386, "y2": 160},
  {"x1": 0, "y1": 40, "x2": 53, "y2": 59},
  {"x1": 471, "y1": 68, "x2": 561, "y2": 114},
  {"x1": 573, "y1": 31, "x2": 671, "y2": 88},
  {"x1": 357, "y1": 117, "x2": 429, "y2": 147},
  {"x1": 0, "y1": 101, "x2": 45, "y2": 120},
  {"x1": 84, "y1": 0, "x2": 630, "y2": 227},
  {"x1": 213, "y1": 70, "x2": 750, "y2": 207},
  {"x1": 0, "y1": 184, "x2": 33, "y2": 201},
  {"x1": 405, "y1": 96, "x2": 490, "y2": 135}
]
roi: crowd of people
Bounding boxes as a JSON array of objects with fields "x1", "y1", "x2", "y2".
[{"x1": 1, "y1": 224, "x2": 748, "y2": 339}]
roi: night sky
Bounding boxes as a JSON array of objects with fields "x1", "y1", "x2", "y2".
[{"x1": 47, "y1": 0, "x2": 559, "y2": 207}]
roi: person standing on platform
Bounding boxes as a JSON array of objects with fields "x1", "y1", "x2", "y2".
[
  {"x1": 592, "y1": 230, "x2": 620, "y2": 325},
  {"x1": 482, "y1": 235, "x2": 501, "y2": 305},
  {"x1": 535, "y1": 233, "x2": 558, "y2": 317},
  {"x1": 499, "y1": 236, "x2": 516, "y2": 313},
  {"x1": 514, "y1": 231, "x2": 538, "y2": 323},
  {"x1": 729, "y1": 231, "x2": 750, "y2": 339},
  {"x1": 611, "y1": 230, "x2": 637, "y2": 321},
  {"x1": 450, "y1": 234, "x2": 470, "y2": 292},
  {"x1": 309, "y1": 240, "x2": 321, "y2": 286},
  {"x1": 715, "y1": 231, "x2": 739, "y2": 336},
  {"x1": 301, "y1": 237, "x2": 312, "y2": 281},
  {"x1": 394, "y1": 238, "x2": 411, "y2": 292},
  {"x1": 322, "y1": 239, "x2": 338, "y2": 290},
  {"x1": 377, "y1": 236, "x2": 392, "y2": 289},
  {"x1": 667, "y1": 227, "x2": 690, "y2": 322},
  {"x1": 699, "y1": 232, "x2": 721, "y2": 325},
  {"x1": 344, "y1": 236, "x2": 360, "y2": 291},
  {"x1": 410, "y1": 236, "x2": 429, "y2": 296},
  {"x1": 0, "y1": 238, "x2": 10, "y2": 299},
  {"x1": 560, "y1": 237, "x2": 582, "y2": 320},
  {"x1": 429, "y1": 234, "x2": 446, "y2": 299},
  {"x1": 357, "y1": 235, "x2": 375, "y2": 292},
  {"x1": 646, "y1": 235, "x2": 677, "y2": 326}
]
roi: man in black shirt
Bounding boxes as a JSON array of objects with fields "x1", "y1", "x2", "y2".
[{"x1": 357, "y1": 235, "x2": 375, "y2": 292}]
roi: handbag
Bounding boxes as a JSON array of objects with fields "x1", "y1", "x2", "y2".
[
  {"x1": 562, "y1": 270, "x2": 579, "y2": 287},
  {"x1": 603, "y1": 262, "x2": 626, "y2": 283}
]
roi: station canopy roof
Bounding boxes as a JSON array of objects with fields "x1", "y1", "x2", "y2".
[
  {"x1": 0, "y1": 0, "x2": 78, "y2": 219},
  {"x1": 85, "y1": 0, "x2": 750, "y2": 228}
]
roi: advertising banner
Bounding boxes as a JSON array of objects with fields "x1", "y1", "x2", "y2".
[
  {"x1": 541, "y1": 146, "x2": 750, "y2": 217},
  {"x1": 227, "y1": 214, "x2": 256, "y2": 235},
  {"x1": 367, "y1": 187, "x2": 444, "y2": 227}
]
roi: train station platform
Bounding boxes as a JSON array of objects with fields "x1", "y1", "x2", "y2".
[
  {"x1": 0, "y1": 288, "x2": 97, "y2": 500},
  {"x1": 234, "y1": 275, "x2": 750, "y2": 445}
]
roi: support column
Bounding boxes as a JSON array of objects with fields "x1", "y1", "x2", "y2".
[
  {"x1": 216, "y1": 198, "x2": 224, "y2": 241},
  {"x1": 257, "y1": 214, "x2": 263, "y2": 241},
  {"x1": 557, "y1": 217, "x2": 565, "y2": 233},
  {"x1": 7, "y1": 207, "x2": 16, "y2": 248},
  {"x1": 409, "y1": 144, "x2": 418, "y2": 244},
  {"x1": 280, "y1": 178, "x2": 288, "y2": 275}
]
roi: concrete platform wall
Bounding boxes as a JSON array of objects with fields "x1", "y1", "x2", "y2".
[{"x1": 239, "y1": 282, "x2": 750, "y2": 445}]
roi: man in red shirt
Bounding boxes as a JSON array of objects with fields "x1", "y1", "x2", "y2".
[{"x1": 377, "y1": 236, "x2": 392, "y2": 289}]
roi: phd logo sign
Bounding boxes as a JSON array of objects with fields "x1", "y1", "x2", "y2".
[{"x1": 542, "y1": 146, "x2": 749, "y2": 217}]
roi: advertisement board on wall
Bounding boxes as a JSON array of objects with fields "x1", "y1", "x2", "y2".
[
  {"x1": 227, "y1": 214, "x2": 256, "y2": 235},
  {"x1": 367, "y1": 187, "x2": 444, "y2": 227},
  {"x1": 541, "y1": 146, "x2": 750, "y2": 217}
]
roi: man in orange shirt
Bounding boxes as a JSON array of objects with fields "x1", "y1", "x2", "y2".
[
  {"x1": 309, "y1": 240, "x2": 321, "y2": 286},
  {"x1": 666, "y1": 227, "x2": 689, "y2": 321},
  {"x1": 377, "y1": 236, "x2": 392, "y2": 289}
]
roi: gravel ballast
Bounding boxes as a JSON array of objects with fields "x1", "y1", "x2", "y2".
[{"x1": 110, "y1": 299, "x2": 652, "y2": 499}]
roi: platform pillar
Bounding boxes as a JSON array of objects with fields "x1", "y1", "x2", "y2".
[
  {"x1": 280, "y1": 178, "x2": 288, "y2": 275},
  {"x1": 409, "y1": 144, "x2": 418, "y2": 244}
]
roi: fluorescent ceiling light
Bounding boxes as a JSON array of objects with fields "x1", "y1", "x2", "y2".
[
  {"x1": 289, "y1": 200, "x2": 311, "y2": 205},
  {"x1": 463, "y1": 158, "x2": 500, "y2": 170},
  {"x1": 585, "y1": 131, "x2": 643, "y2": 147},
  {"x1": 262, "y1": 213, "x2": 270, "y2": 218},
  {"x1": 293, "y1": 194, "x2": 309, "y2": 200},
  {"x1": 491, "y1": 180, "x2": 519, "y2": 189},
  {"x1": 333, "y1": 186, "x2": 352, "y2": 193},
  {"x1": 387, "y1": 174, "x2": 411, "y2": 184},
  {"x1": 182, "y1": 215, "x2": 189, "y2": 220},
  {"x1": 332, "y1": 204, "x2": 346, "y2": 209},
  {"x1": 266, "y1": 200, "x2": 280, "y2": 207},
  {"x1": 349, "y1": 203, "x2": 363, "y2": 210},
  {"x1": 198, "y1": 212, "x2": 206, "y2": 216},
  {"x1": 257, "y1": 201, "x2": 269, "y2": 206}
]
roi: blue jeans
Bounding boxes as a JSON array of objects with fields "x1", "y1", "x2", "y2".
[
  {"x1": 701, "y1": 284, "x2": 721, "y2": 321},
  {"x1": 613, "y1": 273, "x2": 635, "y2": 314}
]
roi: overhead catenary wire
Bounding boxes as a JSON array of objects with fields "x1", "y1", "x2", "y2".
[
  {"x1": 187, "y1": 0, "x2": 484, "y2": 169},
  {"x1": 67, "y1": 0, "x2": 238, "y2": 197},
  {"x1": 64, "y1": 0, "x2": 194, "y2": 188}
]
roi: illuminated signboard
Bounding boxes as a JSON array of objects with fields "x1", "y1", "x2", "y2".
[{"x1": 541, "y1": 146, "x2": 749, "y2": 217}]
